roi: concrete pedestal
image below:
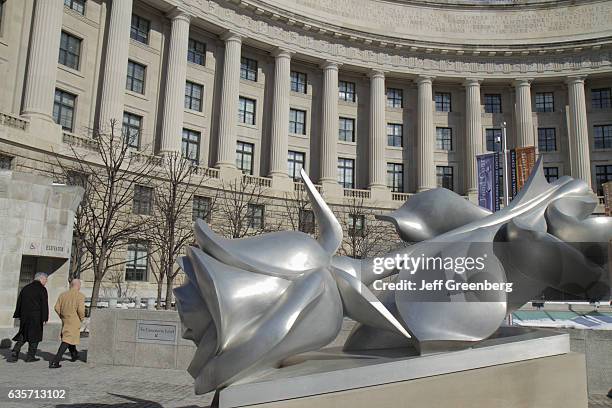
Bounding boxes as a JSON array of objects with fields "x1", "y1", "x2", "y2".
[{"x1": 218, "y1": 328, "x2": 587, "y2": 408}]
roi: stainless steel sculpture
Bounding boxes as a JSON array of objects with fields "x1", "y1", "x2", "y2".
[{"x1": 175, "y1": 158, "x2": 611, "y2": 394}]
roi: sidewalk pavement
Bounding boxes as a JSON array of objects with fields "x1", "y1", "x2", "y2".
[{"x1": 0, "y1": 337, "x2": 214, "y2": 408}]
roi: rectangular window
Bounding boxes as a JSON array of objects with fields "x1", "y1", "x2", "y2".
[
  {"x1": 596, "y1": 165, "x2": 612, "y2": 196},
  {"x1": 130, "y1": 14, "x2": 150, "y2": 44},
  {"x1": 53, "y1": 89, "x2": 76, "y2": 132},
  {"x1": 289, "y1": 108, "x2": 306, "y2": 135},
  {"x1": 387, "y1": 163, "x2": 404, "y2": 192},
  {"x1": 386, "y1": 88, "x2": 403, "y2": 108},
  {"x1": 240, "y1": 57, "x2": 257, "y2": 81},
  {"x1": 290, "y1": 71, "x2": 307, "y2": 93},
  {"x1": 339, "y1": 117, "x2": 355, "y2": 142},
  {"x1": 125, "y1": 241, "x2": 148, "y2": 281},
  {"x1": 544, "y1": 167, "x2": 559, "y2": 183},
  {"x1": 236, "y1": 141, "x2": 254, "y2": 174},
  {"x1": 238, "y1": 97, "x2": 256, "y2": 125},
  {"x1": 192, "y1": 195, "x2": 211, "y2": 222},
  {"x1": 288, "y1": 151, "x2": 305, "y2": 181},
  {"x1": 184, "y1": 81, "x2": 203, "y2": 112},
  {"x1": 435, "y1": 92, "x2": 451, "y2": 112},
  {"x1": 299, "y1": 209, "x2": 315, "y2": 234},
  {"x1": 348, "y1": 214, "x2": 365, "y2": 237},
  {"x1": 0, "y1": 153, "x2": 13, "y2": 170},
  {"x1": 436, "y1": 127, "x2": 453, "y2": 151},
  {"x1": 247, "y1": 204, "x2": 264, "y2": 229},
  {"x1": 592, "y1": 88, "x2": 612, "y2": 109},
  {"x1": 64, "y1": 0, "x2": 85, "y2": 15},
  {"x1": 387, "y1": 123, "x2": 403, "y2": 147},
  {"x1": 485, "y1": 128, "x2": 502, "y2": 152},
  {"x1": 339, "y1": 81, "x2": 356, "y2": 102},
  {"x1": 122, "y1": 112, "x2": 142, "y2": 149},
  {"x1": 58, "y1": 31, "x2": 81, "y2": 70},
  {"x1": 133, "y1": 185, "x2": 153, "y2": 215},
  {"x1": 187, "y1": 38, "x2": 206, "y2": 66},
  {"x1": 182, "y1": 128, "x2": 201, "y2": 165},
  {"x1": 535, "y1": 92, "x2": 554, "y2": 112},
  {"x1": 594, "y1": 125, "x2": 612, "y2": 149},
  {"x1": 338, "y1": 158, "x2": 355, "y2": 189},
  {"x1": 126, "y1": 60, "x2": 146, "y2": 94},
  {"x1": 436, "y1": 166, "x2": 454, "y2": 190},
  {"x1": 484, "y1": 94, "x2": 502, "y2": 113},
  {"x1": 537, "y1": 128, "x2": 557, "y2": 152}
]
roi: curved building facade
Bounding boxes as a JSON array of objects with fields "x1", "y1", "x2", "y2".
[{"x1": 0, "y1": 0, "x2": 611, "y2": 296}]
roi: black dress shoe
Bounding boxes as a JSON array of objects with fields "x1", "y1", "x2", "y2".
[
  {"x1": 24, "y1": 356, "x2": 40, "y2": 362},
  {"x1": 49, "y1": 362, "x2": 61, "y2": 369},
  {"x1": 70, "y1": 353, "x2": 79, "y2": 362},
  {"x1": 7, "y1": 354, "x2": 18, "y2": 363}
]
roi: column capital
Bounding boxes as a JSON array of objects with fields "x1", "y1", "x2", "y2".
[
  {"x1": 271, "y1": 47, "x2": 293, "y2": 59},
  {"x1": 463, "y1": 77, "x2": 483, "y2": 87},
  {"x1": 415, "y1": 75, "x2": 434, "y2": 85},
  {"x1": 513, "y1": 78, "x2": 533, "y2": 87},
  {"x1": 320, "y1": 60, "x2": 341, "y2": 70},
  {"x1": 368, "y1": 69, "x2": 386, "y2": 79},
  {"x1": 565, "y1": 75, "x2": 587, "y2": 85},
  {"x1": 167, "y1": 7, "x2": 191, "y2": 22},
  {"x1": 220, "y1": 30, "x2": 242, "y2": 43}
]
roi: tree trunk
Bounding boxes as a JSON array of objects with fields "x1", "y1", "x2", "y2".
[
  {"x1": 90, "y1": 277, "x2": 102, "y2": 309},
  {"x1": 164, "y1": 277, "x2": 174, "y2": 310},
  {"x1": 156, "y1": 279, "x2": 163, "y2": 310}
]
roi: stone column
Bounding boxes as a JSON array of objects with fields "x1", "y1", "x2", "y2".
[
  {"x1": 464, "y1": 78, "x2": 483, "y2": 196},
  {"x1": 369, "y1": 70, "x2": 388, "y2": 197},
  {"x1": 159, "y1": 10, "x2": 191, "y2": 153},
  {"x1": 566, "y1": 76, "x2": 592, "y2": 188},
  {"x1": 320, "y1": 61, "x2": 341, "y2": 194},
  {"x1": 98, "y1": 0, "x2": 134, "y2": 131},
  {"x1": 21, "y1": 0, "x2": 64, "y2": 121},
  {"x1": 215, "y1": 32, "x2": 242, "y2": 172},
  {"x1": 269, "y1": 49, "x2": 292, "y2": 190},
  {"x1": 416, "y1": 76, "x2": 436, "y2": 192},
  {"x1": 514, "y1": 78, "x2": 534, "y2": 147}
]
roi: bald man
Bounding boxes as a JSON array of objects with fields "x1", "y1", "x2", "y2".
[{"x1": 49, "y1": 279, "x2": 85, "y2": 369}]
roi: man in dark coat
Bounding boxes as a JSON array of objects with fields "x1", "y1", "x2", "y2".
[{"x1": 9, "y1": 272, "x2": 49, "y2": 362}]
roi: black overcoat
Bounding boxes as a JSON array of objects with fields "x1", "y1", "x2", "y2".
[{"x1": 12, "y1": 281, "x2": 49, "y2": 343}]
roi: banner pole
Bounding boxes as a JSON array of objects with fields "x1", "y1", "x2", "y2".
[{"x1": 501, "y1": 122, "x2": 510, "y2": 207}]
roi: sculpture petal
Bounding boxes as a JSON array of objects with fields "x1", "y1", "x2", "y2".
[{"x1": 376, "y1": 188, "x2": 491, "y2": 242}]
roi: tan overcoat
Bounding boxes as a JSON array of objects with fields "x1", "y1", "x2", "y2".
[{"x1": 54, "y1": 288, "x2": 85, "y2": 345}]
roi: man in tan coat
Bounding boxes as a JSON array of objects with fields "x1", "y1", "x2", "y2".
[{"x1": 49, "y1": 279, "x2": 85, "y2": 369}]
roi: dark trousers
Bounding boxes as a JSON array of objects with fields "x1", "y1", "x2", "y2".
[
  {"x1": 52, "y1": 342, "x2": 78, "y2": 364},
  {"x1": 12, "y1": 341, "x2": 38, "y2": 357}
]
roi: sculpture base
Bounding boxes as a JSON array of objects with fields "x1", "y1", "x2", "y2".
[{"x1": 217, "y1": 328, "x2": 587, "y2": 408}]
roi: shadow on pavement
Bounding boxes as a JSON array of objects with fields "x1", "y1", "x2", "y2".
[{"x1": 56, "y1": 393, "x2": 211, "y2": 408}]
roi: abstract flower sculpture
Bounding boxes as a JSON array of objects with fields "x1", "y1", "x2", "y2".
[{"x1": 175, "y1": 157, "x2": 611, "y2": 394}]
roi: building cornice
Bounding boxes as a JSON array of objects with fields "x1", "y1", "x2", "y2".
[{"x1": 172, "y1": 0, "x2": 612, "y2": 79}]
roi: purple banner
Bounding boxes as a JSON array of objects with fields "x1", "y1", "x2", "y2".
[{"x1": 477, "y1": 153, "x2": 499, "y2": 212}]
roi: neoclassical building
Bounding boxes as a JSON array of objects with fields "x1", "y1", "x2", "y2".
[{"x1": 0, "y1": 0, "x2": 611, "y2": 297}]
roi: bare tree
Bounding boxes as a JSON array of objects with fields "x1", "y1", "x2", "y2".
[
  {"x1": 103, "y1": 269, "x2": 136, "y2": 299},
  {"x1": 145, "y1": 152, "x2": 212, "y2": 309},
  {"x1": 216, "y1": 177, "x2": 268, "y2": 239},
  {"x1": 337, "y1": 197, "x2": 394, "y2": 259},
  {"x1": 282, "y1": 186, "x2": 316, "y2": 235},
  {"x1": 55, "y1": 119, "x2": 156, "y2": 308}
]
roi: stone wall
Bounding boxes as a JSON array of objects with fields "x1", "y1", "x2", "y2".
[
  {"x1": 562, "y1": 328, "x2": 612, "y2": 395},
  {"x1": 0, "y1": 170, "x2": 83, "y2": 328}
]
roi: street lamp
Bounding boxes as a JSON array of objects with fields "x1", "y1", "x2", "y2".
[{"x1": 497, "y1": 122, "x2": 510, "y2": 208}]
